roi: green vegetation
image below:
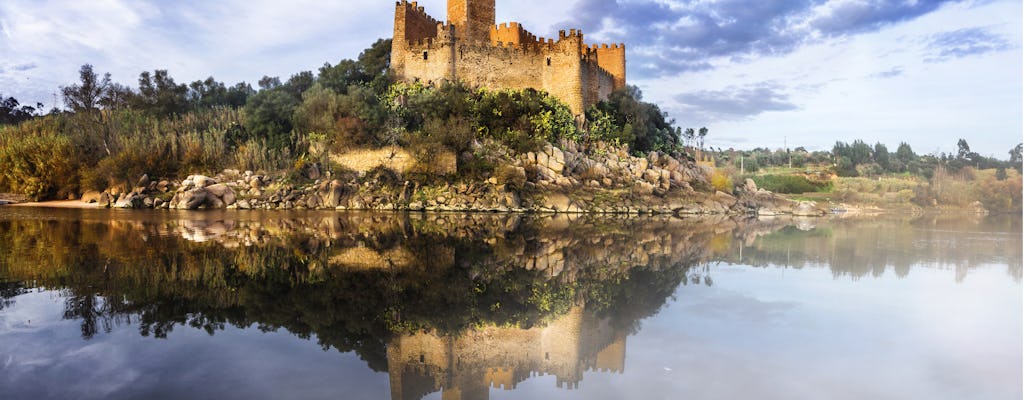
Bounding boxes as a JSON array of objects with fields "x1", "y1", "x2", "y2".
[
  {"x1": 0, "y1": 38, "x2": 684, "y2": 200},
  {"x1": 707, "y1": 138, "x2": 1022, "y2": 213},
  {"x1": 749, "y1": 174, "x2": 831, "y2": 194}
]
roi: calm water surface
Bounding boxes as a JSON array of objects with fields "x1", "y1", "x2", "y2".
[{"x1": 0, "y1": 208, "x2": 1020, "y2": 400}]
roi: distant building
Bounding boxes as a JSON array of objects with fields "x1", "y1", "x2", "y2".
[{"x1": 390, "y1": 0, "x2": 627, "y2": 114}]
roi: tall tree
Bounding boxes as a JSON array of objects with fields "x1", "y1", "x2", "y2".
[
  {"x1": 1010, "y1": 143, "x2": 1022, "y2": 172},
  {"x1": 319, "y1": 38, "x2": 393, "y2": 94},
  {"x1": 956, "y1": 139, "x2": 971, "y2": 160},
  {"x1": 134, "y1": 70, "x2": 189, "y2": 116},
  {"x1": 873, "y1": 142, "x2": 890, "y2": 171},
  {"x1": 61, "y1": 64, "x2": 111, "y2": 113},
  {"x1": 896, "y1": 142, "x2": 915, "y2": 163}
]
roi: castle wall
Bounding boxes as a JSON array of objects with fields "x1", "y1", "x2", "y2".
[
  {"x1": 540, "y1": 31, "x2": 585, "y2": 114},
  {"x1": 448, "y1": 0, "x2": 495, "y2": 41},
  {"x1": 393, "y1": 1, "x2": 446, "y2": 79},
  {"x1": 391, "y1": 0, "x2": 626, "y2": 116},
  {"x1": 453, "y1": 40, "x2": 545, "y2": 95},
  {"x1": 490, "y1": 22, "x2": 537, "y2": 47},
  {"x1": 595, "y1": 44, "x2": 627, "y2": 90}
]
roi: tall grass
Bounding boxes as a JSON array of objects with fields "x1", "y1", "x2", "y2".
[{"x1": 0, "y1": 108, "x2": 293, "y2": 200}]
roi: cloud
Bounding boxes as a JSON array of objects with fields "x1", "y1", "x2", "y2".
[
  {"x1": 810, "y1": 0, "x2": 959, "y2": 35},
  {"x1": 11, "y1": 63, "x2": 37, "y2": 72},
  {"x1": 870, "y1": 66, "x2": 905, "y2": 79},
  {"x1": 925, "y1": 27, "x2": 1012, "y2": 62},
  {"x1": 672, "y1": 83, "x2": 799, "y2": 123},
  {"x1": 560, "y1": 0, "x2": 964, "y2": 79}
]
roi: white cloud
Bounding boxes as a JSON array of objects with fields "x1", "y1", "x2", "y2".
[{"x1": 639, "y1": 0, "x2": 1022, "y2": 155}]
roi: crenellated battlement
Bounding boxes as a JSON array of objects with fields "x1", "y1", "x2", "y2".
[
  {"x1": 396, "y1": 1, "x2": 441, "y2": 27},
  {"x1": 589, "y1": 43, "x2": 626, "y2": 50},
  {"x1": 391, "y1": 0, "x2": 627, "y2": 114},
  {"x1": 558, "y1": 29, "x2": 585, "y2": 39}
]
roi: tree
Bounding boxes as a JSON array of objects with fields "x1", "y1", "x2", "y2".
[
  {"x1": 188, "y1": 78, "x2": 254, "y2": 109},
  {"x1": 588, "y1": 86, "x2": 679, "y2": 154},
  {"x1": 0, "y1": 96, "x2": 40, "y2": 125},
  {"x1": 873, "y1": 142, "x2": 891, "y2": 172},
  {"x1": 956, "y1": 139, "x2": 971, "y2": 160},
  {"x1": 1010, "y1": 143, "x2": 1022, "y2": 172},
  {"x1": 683, "y1": 128, "x2": 695, "y2": 147},
  {"x1": 698, "y1": 127, "x2": 708, "y2": 151},
  {"x1": 134, "y1": 70, "x2": 189, "y2": 116},
  {"x1": 61, "y1": 64, "x2": 111, "y2": 113},
  {"x1": 244, "y1": 72, "x2": 315, "y2": 150},
  {"x1": 849, "y1": 140, "x2": 872, "y2": 166},
  {"x1": 319, "y1": 38, "x2": 393, "y2": 94},
  {"x1": 896, "y1": 142, "x2": 916, "y2": 163},
  {"x1": 835, "y1": 156, "x2": 857, "y2": 177}
]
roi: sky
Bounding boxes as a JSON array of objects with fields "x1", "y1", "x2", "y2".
[{"x1": 0, "y1": 0, "x2": 1020, "y2": 156}]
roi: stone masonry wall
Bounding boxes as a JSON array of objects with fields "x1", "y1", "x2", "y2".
[{"x1": 390, "y1": 0, "x2": 626, "y2": 115}]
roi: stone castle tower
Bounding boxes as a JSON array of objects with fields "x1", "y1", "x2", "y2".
[{"x1": 391, "y1": 0, "x2": 627, "y2": 115}]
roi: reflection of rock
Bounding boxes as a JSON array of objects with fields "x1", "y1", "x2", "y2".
[
  {"x1": 330, "y1": 247, "x2": 428, "y2": 270},
  {"x1": 170, "y1": 178, "x2": 237, "y2": 210}
]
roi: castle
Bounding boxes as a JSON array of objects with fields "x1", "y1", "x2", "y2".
[{"x1": 391, "y1": 0, "x2": 627, "y2": 115}]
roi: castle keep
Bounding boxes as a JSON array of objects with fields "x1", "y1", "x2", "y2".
[{"x1": 391, "y1": 0, "x2": 627, "y2": 115}]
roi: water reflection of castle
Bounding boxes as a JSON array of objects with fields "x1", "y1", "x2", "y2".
[{"x1": 388, "y1": 305, "x2": 625, "y2": 400}]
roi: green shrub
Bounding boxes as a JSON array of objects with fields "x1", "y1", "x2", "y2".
[
  {"x1": 750, "y1": 175, "x2": 830, "y2": 194},
  {"x1": 0, "y1": 129, "x2": 79, "y2": 200}
]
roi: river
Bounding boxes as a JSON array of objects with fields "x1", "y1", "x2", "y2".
[{"x1": 0, "y1": 208, "x2": 1019, "y2": 399}]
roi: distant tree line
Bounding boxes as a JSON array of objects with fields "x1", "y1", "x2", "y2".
[{"x1": 707, "y1": 139, "x2": 1022, "y2": 180}]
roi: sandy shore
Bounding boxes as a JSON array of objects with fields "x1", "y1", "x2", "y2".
[{"x1": 7, "y1": 200, "x2": 100, "y2": 209}]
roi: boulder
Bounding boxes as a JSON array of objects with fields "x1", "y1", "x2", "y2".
[
  {"x1": 184, "y1": 189, "x2": 210, "y2": 210},
  {"x1": 793, "y1": 201, "x2": 823, "y2": 216},
  {"x1": 635, "y1": 181, "x2": 656, "y2": 195},
  {"x1": 81, "y1": 191, "x2": 102, "y2": 204},
  {"x1": 311, "y1": 195, "x2": 326, "y2": 209},
  {"x1": 321, "y1": 180, "x2": 346, "y2": 208},
  {"x1": 205, "y1": 184, "x2": 236, "y2": 206},
  {"x1": 742, "y1": 178, "x2": 758, "y2": 194},
  {"x1": 666, "y1": 157, "x2": 681, "y2": 172},
  {"x1": 543, "y1": 193, "x2": 571, "y2": 212},
  {"x1": 643, "y1": 169, "x2": 661, "y2": 184},
  {"x1": 113, "y1": 193, "x2": 138, "y2": 209},
  {"x1": 191, "y1": 175, "x2": 216, "y2": 188},
  {"x1": 633, "y1": 159, "x2": 649, "y2": 178},
  {"x1": 98, "y1": 192, "x2": 113, "y2": 208}
]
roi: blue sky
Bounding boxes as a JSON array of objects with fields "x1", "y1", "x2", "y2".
[{"x1": 0, "y1": 0, "x2": 1020, "y2": 156}]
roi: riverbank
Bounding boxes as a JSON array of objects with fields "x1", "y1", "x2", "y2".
[{"x1": 1, "y1": 142, "x2": 829, "y2": 217}]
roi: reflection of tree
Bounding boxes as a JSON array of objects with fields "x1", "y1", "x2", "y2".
[
  {"x1": 3, "y1": 210, "x2": 1017, "y2": 399},
  {"x1": 0, "y1": 282, "x2": 27, "y2": 311},
  {"x1": 717, "y1": 215, "x2": 1022, "y2": 282},
  {"x1": 0, "y1": 211, "x2": 723, "y2": 374}
]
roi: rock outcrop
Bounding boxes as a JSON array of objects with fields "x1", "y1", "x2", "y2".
[{"x1": 84, "y1": 143, "x2": 828, "y2": 217}]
